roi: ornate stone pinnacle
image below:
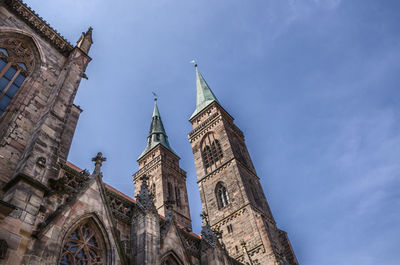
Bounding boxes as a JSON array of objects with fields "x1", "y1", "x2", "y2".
[
  {"x1": 200, "y1": 212, "x2": 217, "y2": 248},
  {"x1": 139, "y1": 174, "x2": 149, "y2": 183},
  {"x1": 92, "y1": 152, "x2": 106, "y2": 174},
  {"x1": 136, "y1": 175, "x2": 154, "y2": 212}
]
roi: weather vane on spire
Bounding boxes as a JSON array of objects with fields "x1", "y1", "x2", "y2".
[
  {"x1": 190, "y1": 59, "x2": 198, "y2": 68},
  {"x1": 152, "y1": 92, "x2": 158, "y2": 101}
]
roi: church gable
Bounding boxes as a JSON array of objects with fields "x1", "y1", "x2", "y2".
[
  {"x1": 160, "y1": 220, "x2": 191, "y2": 264},
  {"x1": 31, "y1": 173, "x2": 126, "y2": 265}
]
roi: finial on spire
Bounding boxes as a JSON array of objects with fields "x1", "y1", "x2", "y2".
[
  {"x1": 152, "y1": 92, "x2": 158, "y2": 102},
  {"x1": 91, "y1": 152, "x2": 106, "y2": 175},
  {"x1": 190, "y1": 59, "x2": 198, "y2": 68}
]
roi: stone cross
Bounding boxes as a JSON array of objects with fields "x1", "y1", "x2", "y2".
[{"x1": 92, "y1": 152, "x2": 106, "y2": 174}]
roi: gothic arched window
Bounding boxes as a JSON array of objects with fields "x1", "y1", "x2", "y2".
[
  {"x1": 215, "y1": 182, "x2": 230, "y2": 209},
  {"x1": 59, "y1": 218, "x2": 106, "y2": 265},
  {"x1": 0, "y1": 38, "x2": 34, "y2": 116},
  {"x1": 201, "y1": 133, "x2": 223, "y2": 171}
]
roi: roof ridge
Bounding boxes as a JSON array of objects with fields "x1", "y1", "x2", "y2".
[{"x1": 4, "y1": 0, "x2": 74, "y2": 54}]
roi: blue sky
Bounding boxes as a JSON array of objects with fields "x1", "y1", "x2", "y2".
[{"x1": 28, "y1": 0, "x2": 400, "y2": 264}]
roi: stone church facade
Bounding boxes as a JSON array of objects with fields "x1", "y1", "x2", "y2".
[{"x1": 0, "y1": 1, "x2": 298, "y2": 264}]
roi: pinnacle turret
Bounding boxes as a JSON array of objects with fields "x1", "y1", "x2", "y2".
[
  {"x1": 76, "y1": 27, "x2": 93, "y2": 55},
  {"x1": 190, "y1": 65, "x2": 220, "y2": 120},
  {"x1": 138, "y1": 99, "x2": 177, "y2": 160}
]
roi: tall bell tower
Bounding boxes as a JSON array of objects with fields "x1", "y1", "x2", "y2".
[
  {"x1": 133, "y1": 99, "x2": 192, "y2": 230},
  {"x1": 188, "y1": 65, "x2": 298, "y2": 265}
]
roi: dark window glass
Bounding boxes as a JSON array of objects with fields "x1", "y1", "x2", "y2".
[
  {"x1": 4, "y1": 66, "x2": 17, "y2": 80},
  {"x1": 0, "y1": 78, "x2": 8, "y2": 92},
  {"x1": 14, "y1": 73, "x2": 25, "y2": 87},
  {"x1": 0, "y1": 58, "x2": 7, "y2": 68},
  {"x1": 216, "y1": 182, "x2": 230, "y2": 209},
  {"x1": 0, "y1": 96, "x2": 11, "y2": 111},
  {"x1": 6, "y1": 84, "x2": 19, "y2": 97}
]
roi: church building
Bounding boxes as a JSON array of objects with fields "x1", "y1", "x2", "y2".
[{"x1": 0, "y1": 0, "x2": 298, "y2": 264}]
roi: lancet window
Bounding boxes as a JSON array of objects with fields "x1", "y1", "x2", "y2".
[
  {"x1": 0, "y1": 38, "x2": 34, "y2": 116},
  {"x1": 201, "y1": 133, "x2": 223, "y2": 170},
  {"x1": 59, "y1": 219, "x2": 105, "y2": 265},
  {"x1": 216, "y1": 182, "x2": 230, "y2": 209}
]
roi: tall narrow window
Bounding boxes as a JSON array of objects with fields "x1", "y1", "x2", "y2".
[
  {"x1": 201, "y1": 133, "x2": 223, "y2": 171},
  {"x1": 215, "y1": 182, "x2": 230, "y2": 209},
  {"x1": 59, "y1": 218, "x2": 106, "y2": 265},
  {"x1": 0, "y1": 39, "x2": 34, "y2": 116},
  {"x1": 168, "y1": 182, "x2": 173, "y2": 201},
  {"x1": 175, "y1": 186, "x2": 181, "y2": 207}
]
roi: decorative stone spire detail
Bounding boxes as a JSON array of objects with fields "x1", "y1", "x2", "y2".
[
  {"x1": 136, "y1": 175, "x2": 155, "y2": 212},
  {"x1": 91, "y1": 152, "x2": 106, "y2": 175},
  {"x1": 190, "y1": 65, "x2": 220, "y2": 120},
  {"x1": 200, "y1": 211, "x2": 217, "y2": 247},
  {"x1": 138, "y1": 99, "x2": 177, "y2": 160},
  {"x1": 76, "y1": 27, "x2": 93, "y2": 55},
  {"x1": 241, "y1": 241, "x2": 254, "y2": 265}
]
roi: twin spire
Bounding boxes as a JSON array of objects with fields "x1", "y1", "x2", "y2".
[
  {"x1": 138, "y1": 99, "x2": 177, "y2": 160},
  {"x1": 190, "y1": 65, "x2": 220, "y2": 120},
  {"x1": 139, "y1": 65, "x2": 220, "y2": 159}
]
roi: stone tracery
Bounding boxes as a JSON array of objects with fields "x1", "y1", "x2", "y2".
[{"x1": 59, "y1": 219, "x2": 105, "y2": 265}]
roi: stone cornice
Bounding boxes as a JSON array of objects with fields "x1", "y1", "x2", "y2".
[
  {"x1": 210, "y1": 205, "x2": 247, "y2": 229},
  {"x1": 3, "y1": 0, "x2": 74, "y2": 55},
  {"x1": 133, "y1": 153, "x2": 186, "y2": 181},
  {"x1": 188, "y1": 112, "x2": 219, "y2": 139}
]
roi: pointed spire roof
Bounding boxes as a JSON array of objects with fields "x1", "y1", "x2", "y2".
[
  {"x1": 138, "y1": 99, "x2": 177, "y2": 160},
  {"x1": 190, "y1": 65, "x2": 220, "y2": 120}
]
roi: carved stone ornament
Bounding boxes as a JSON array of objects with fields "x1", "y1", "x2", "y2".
[
  {"x1": 4, "y1": 0, "x2": 73, "y2": 54},
  {"x1": 136, "y1": 175, "x2": 154, "y2": 212},
  {"x1": 0, "y1": 38, "x2": 34, "y2": 75},
  {"x1": 201, "y1": 223, "x2": 217, "y2": 248},
  {"x1": 59, "y1": 220, "x2": 105, "y2": 265},
  {"x1": 200, "y1": 212, "x2": 217, "y2": 248},
  {"x1": 36, "y1": 156, "x2": 46, "y2": 167}
]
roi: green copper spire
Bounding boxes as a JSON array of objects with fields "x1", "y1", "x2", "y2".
[
  {"x1": 138, "y1": 99, "x2": 177, "y2": 160},
  {"x1": 190, "y1": 65, "x2": 220, "y2": 120}
]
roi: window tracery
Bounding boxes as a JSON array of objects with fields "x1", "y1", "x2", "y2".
[
  {"x1": 59, "y1": 219, "x2": 105, "y2": 265},
  {"x1": 0, "y1": 38, "x2": 34, "y2": 116},
  {"x1": 201, "y1": 133, "x2": 223, "y2": 170},
  {"x1": 215, "y1": 182, "x2": 230, "y2": 209}
]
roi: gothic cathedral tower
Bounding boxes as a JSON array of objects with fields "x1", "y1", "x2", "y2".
[
  {"x1": 188, "y1": 66, "x2": 298, "y2": 265},
  {"x1": 133, "y1": 99, "x2": 192, "y2": 230}
]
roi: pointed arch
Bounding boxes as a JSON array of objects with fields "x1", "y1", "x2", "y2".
[
  {"x1": 0, "y1": 30, "x2": 42, "y2": 117},
  {"x1": 200, "y1": 132, "x2": 223, "y2": 171},
  {"x1": 58, "y1": 213, "x2": 112, "y2": 265},
  {"x1": 161, "y1": 250, "x2": 184, "y2": 265},
  {"x1": 215, "y1": 181, "x2": 230, "y2": 209}
]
